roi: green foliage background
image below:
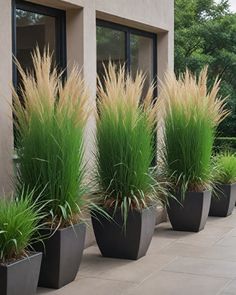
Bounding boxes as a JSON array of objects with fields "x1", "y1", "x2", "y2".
[
  {"x1": 175, "y1": 0, "x2": 236, "y2": 136},
  {"x1": 213, "y1": 152, "x2": 236, "y2": 183}
]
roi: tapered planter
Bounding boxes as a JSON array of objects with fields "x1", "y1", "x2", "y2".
[
  {"x1": 209, "y1": 183, "x2": 236, "y2": 217},
  {"x1": 34, "y1": 223, "x2": 86, "y2": 289},
  {"x1": 167, "y1": 190, "x2": 211, "y2": 232},
  {"x1": 92, "y1": 206, "x2": 156, "y2": 260},
  {"x1": 0, "y1": 252, "x2": 42, "y2": 295}
]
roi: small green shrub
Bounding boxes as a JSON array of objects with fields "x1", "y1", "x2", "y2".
[
  {"x1": 213, "y1": 152, "x2": 236, "y2": 184},
  {"x1": 13, "y1": 49, "x2": 90, "y2": 227},
  {"x1": 95, "y1": 64, "x2": 166, "y2": 224},
  {"x1": 0, "y1": 192, "x2": 45, "y2": 264},
  {"x1": 160, "y1": 68, "x2": 228, "y2": 196}
]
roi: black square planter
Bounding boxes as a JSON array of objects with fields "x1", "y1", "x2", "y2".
[
  {"x1": 167, "y1": 190, "x2": 211, "y2": 232},
  {"x1": 34, "y1": 223, "x2": 86, "y2": 289},
  {"x1": 0, "y1": 252, "x2": 42, "y2": 295},
  {"x1": 92, "y1": 207, "x2": 156, "y2": 260},
  {"x1": 209, "y1": 183, "x2": 236, "y2": 217}
]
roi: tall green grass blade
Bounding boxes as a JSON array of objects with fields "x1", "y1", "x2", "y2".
[
  {"x1": 95, "y1": 63, "x2": 168, "y2": 225},
  {"x1": 160, "y1": 68, "x2": 229, "y2": 197},
  {"x1": 13, "y1": 48, "x2": 89, "y2": 227}
]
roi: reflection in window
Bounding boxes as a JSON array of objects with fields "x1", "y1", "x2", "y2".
[
  {"x1": 16, "y1": 9, "x2": 56, "y2": 73},
  {"x1": 131, "y1": 34, "x2": 154, "y2": 95},
  {"x1": 97, "y1": 26, "x2": 126, "y2": 80}
]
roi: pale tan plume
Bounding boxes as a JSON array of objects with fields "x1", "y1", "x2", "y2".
[
  {"x1": 158, "y1": 67, "x2": 229, "y2": 126},
  {"x1": 97, "y1": 62, "x2": 158, "y2": 128},
  {"x1": 13, "y1": 47, "x2": 90, "y2": 130}
]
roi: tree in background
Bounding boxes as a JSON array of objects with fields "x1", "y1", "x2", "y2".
[{"x1": 175, "y1": 0, "x2": 236, "y2": 136}]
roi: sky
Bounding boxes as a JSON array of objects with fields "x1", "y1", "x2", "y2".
[
  {"x1": 216, "y1": 0, "x2": 236, "y2": 12},
  {"x1": 228, "y1": 0, "x2": 236, "y2": 12}
]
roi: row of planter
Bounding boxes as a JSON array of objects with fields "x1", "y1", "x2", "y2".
[
  {"x1": 1, "y1": 49, "x2": 235, "y2": 295},
  {"x1": 169, "y1": 153, "x2": 236, "y2": 231},
  {"x1": 2, "y1": 182, "x2": 236, "y2": 295},
  {"x1": 168, "y1": 182, "x2": 236, "y2": 233}
]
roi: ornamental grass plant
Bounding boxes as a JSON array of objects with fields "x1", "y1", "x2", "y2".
[
  {"x1": 0, "y1": 191, "x2": 46, "y2": 264},
  {"x1": 160, "y1": 68, "x2": 229, "y2": 197},
  {"x1": 13, "y1": 48, "x2": 90, "y2": 228},
  {"x1": 95, "y1": 63, "x2": 166, "y2": 224},
  {"x1": 213, "y1": 152, "x2": 236, "y2": 184}
]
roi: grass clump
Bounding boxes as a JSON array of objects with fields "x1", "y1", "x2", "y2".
[
  {"x1": 13, "y1": 48, "x2": 89, "y2": 228},
  {"x1": 0, "y1": 192, "x2": 45, "y2": 264},
  {"x1": 160, "y1": 68, "x2": 228, "y2": 196},
  {"x1": 213, "y1": 152, "x2": 236, "y2": 184},
  {"x1": 95, "y1": 63, "x2": 166, "y2": 224}
]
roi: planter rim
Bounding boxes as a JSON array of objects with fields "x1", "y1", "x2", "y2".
[
  {"x1": 93, "y1": 204, "x2": 156, "y2": 213},
  {"x1": 215, "y1": 182, "x2": 236, "y2": 186},
  {"x1": 0, "y1": 251, "x2": 42, "y2": 268},
  {"x1": 180, "y1": 189, "x2": 212, "y2": 194},
  {"x1": 39, "y1": 222, "x2": 85, "y2": 232}
]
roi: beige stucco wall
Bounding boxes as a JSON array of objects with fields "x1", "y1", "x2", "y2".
[
  {"x1": 0, "y1": 1, "x2": 14, "y2": 194},
  {"x1": 0, "y1": 0, "x2": 174, "y2": 194}
]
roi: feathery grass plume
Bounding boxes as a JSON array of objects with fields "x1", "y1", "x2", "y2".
[
  {"x1": 95, "y1": 63, "x2": 167, "y2": 225},
  {"x1": 159, "y1": 67, "x2": 229, "y2": 196},
  {"x1": 213, "y1": 152, "x2": 236, "y2": 184},
  {"x1": 0, "y1": 190, "x2": 46, "y2": 264},
  {"x1": 13, "y1": 48, "x2": 90, "y2": 228}
]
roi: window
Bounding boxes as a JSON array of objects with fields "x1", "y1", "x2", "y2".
[
  {"x1": 96, "y1": 20, "x2": 157, "y2": 93},
  {"x1": 12, "y1": 0, "x2": 66, "y2": 87}
]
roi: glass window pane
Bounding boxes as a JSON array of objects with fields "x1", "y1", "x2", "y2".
[
  {"x1": 130, "y1": 34, "x2": 154, "y2": 94},
  {"x1": 97, "y1": 26, "x2": 126, "y2": 79},
  {"x1": 16, "y1": 9, "x2": 56, "y2": 73}
]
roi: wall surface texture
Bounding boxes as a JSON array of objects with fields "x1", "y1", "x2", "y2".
[{"x1": 0, "y1": 0, "x2": 174, "y2": 195}]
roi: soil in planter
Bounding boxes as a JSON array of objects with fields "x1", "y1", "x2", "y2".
[{"x1": 0, "y1": 250, "x2": 30, "y2": 266}]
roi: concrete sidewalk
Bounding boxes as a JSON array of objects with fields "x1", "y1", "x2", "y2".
[{"x1": 37, "y1": 210, "x2": 236, "y2": 295}]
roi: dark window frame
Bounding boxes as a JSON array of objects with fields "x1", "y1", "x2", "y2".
[
  {"x1": 12, "y1": 0, "x2": 67, "y2": 87},
  {"x1": 96, "y1": 19, "x2": 158, "y2": 93}
]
